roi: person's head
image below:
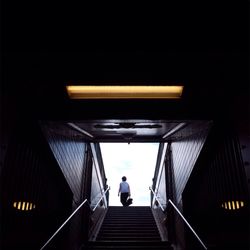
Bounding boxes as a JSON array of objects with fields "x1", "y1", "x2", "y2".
[{"x1": 122, "y1": 176, "x2": 127, "y2": 181}]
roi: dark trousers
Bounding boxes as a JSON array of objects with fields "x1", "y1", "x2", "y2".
[{"x1": 120, "y1": 192, "x2": 129, "y2": 206}]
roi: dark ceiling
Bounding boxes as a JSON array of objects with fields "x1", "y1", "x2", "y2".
[{"x1": 1, "y1": 3, "x2": 249, "y2": 127}]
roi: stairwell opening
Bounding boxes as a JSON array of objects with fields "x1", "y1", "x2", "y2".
[{"x1": 100, "y1": 142, "x2": 159, "y2": 206}]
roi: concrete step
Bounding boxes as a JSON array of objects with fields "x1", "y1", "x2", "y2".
[
  {"x1": 83, "y1": 241, "x2": 173, "y2": 250},
  {"x1": 88, "y1": 206, "x2": 171, "y2": 250},
  {"x1": 97, "y1": 236, "x2": 162, "y2": 241}
]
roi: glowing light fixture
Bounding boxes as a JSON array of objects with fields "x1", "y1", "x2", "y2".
[
  {"x1": 66, "y1": 85, "x2": 184, "y2": 99},
  {"x1": 13, "y1": 201, "x2": 36, "y2": 211},
  {"x1": 221, "y1": 200, "x2": 244, "y2": 210}
]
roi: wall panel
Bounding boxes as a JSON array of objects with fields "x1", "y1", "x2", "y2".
[
  {"x1": 41, "y1": 123, "x2": 86, "y2": 203},
  {"x1": 40, "y1": 123, "x2": 89, "y2": 249},
  {"x1": 172, "y1": 125, "x2": 210, "y2": 203}
]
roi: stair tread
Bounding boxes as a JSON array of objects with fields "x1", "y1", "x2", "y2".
[
  {"x1": 100, "y1": 229, "x2": 157, "y2": 231},
  {"x1": 98, "y1": 230, "x2": 160, "y2": 234},
  {"x1": 97, "y1": 236, "x2": 161, "y2": 238},
  {"x1": 85, "y1": 246, "x2": 173, "y2": 250},
  {"x1": 85, "y1": 240, "x2": 173, "y2": 250},
  {"x1": 102, "y1": 223, "x2": 157, "y2": 225},
  {"x1": 92, "y1": 206, "x2": 166, "y2": 247},
  {"x1": 89, "y1": 241, "x2": 171, "y2": 244}
]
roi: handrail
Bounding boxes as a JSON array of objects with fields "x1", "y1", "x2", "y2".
[
  {"x1": 40, "y1": 198, "x2": 89, "y2": 250},
  {"x1": 168, "y1": 199, "x2": 207, "y2": 250},
  {"x1": 149, "y1": 187, "x2": 207, "y2": 250},
  {"x1": 40, "y1": 186, "x2": 110, "y2": 250},
  {"x1": 92, "y1": 186, "x2": 110, "y2": 211},
  {"x1": 149, "y1": 186, "x2": 165, "y2": 211}
]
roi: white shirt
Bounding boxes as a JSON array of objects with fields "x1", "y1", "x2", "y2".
[{"x1": 119, "y1": 181, "x2": 130, "y2": 193}]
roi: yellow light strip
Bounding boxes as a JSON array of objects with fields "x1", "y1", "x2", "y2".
[
  {"x1": 236, "y1": 201, "x2": 240, "y2": 209},
  {"x1": 13, "y1": 201, "x2": 36, "y2": 211},
  {"x1": 222, "y1": 200, "x2": 245, "y2": 210},
  {"x1": 66, "y1": 85, "x2": 184, "y2": 99},
  {"x1": 232, "y1": 201, "x2": 235, "y2": 210},
  {"x1": 22, "y1": 202, "x2": 25, "y2": 211}
]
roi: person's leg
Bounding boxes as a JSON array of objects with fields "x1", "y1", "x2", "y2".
[
  {"x1": 121, "y1": 193, "x2": 128, "y2": 206},
  {"x1": 124, "y1": 193, "x2": 129, "y2": 206}
]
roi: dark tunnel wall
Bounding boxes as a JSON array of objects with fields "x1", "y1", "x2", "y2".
[
  {"x1": 152, "y1": 120, "x2": 249, "y2": 249},
  {"x1": 40, "y1": 122, "x2": 88, "y2": 249},
  {"x1": 40, "y1": 124, "x2": 108, "y2": 249},
  {"x1": 0, "y1": 122, "x2": 73, "y2": 250},
  {"x1": 169, "y1": 122, "x2": 211, "y2": 248},
  {"x1": 183, "y1": 123, "x2": 250, "y2": 249},
  {"x1": 152, "y1": 121, "x2": 212, "y2": 248}
]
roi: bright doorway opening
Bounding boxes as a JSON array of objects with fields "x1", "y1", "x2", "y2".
[{"x1": 100, "y1": 143, "x2": 159, "y2": 206}]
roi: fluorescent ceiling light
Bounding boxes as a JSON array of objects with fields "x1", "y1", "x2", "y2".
[{"x1": 66, "y1": 85, "x2": 184, "y2": 99}]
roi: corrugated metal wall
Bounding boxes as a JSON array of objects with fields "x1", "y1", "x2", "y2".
[
  {"x1": 41, "y1": 124, "x2": 86, "y2": 203},
  {"x1": 40, "y1": 124, "x2": 108, "y2": 249},
  {"x1": 40, "y1": 122, "x2": 88, "y2": 249},
  {"x1": 152, "y1": 121, "x2": 211, "y2": 206},
  {"x1": 151, "y1": 121, "x2": 211, "y2": 249},
  {"x1": 172, "y1": 128, "x2": 209, "y2": 203}
]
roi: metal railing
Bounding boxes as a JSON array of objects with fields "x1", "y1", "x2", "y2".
[
  {"x1": 149, "y1": 186, "x2": 207, "y2": 250},
  {"x1": 92, "y1": 186, "x2": 110, "y2": 211},
  {"x1": 40, "y1": 186, "x2": 110, "y2": 250},
  {"x1": 149, "y1": 186, "x2": 165, "y2": 211}
]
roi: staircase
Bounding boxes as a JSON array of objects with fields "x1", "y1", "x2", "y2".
[{"x1": 84, "y1": 206, "x2": 173, "y2": 250}]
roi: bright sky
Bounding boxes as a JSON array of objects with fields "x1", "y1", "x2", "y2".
[{"x1": 100, "y1": 143, "x2": 159, "y2": 206}]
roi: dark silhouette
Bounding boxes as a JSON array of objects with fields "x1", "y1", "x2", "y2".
[{"x1": 118, "y1": 176, "x2": 133, "y2": 206}]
